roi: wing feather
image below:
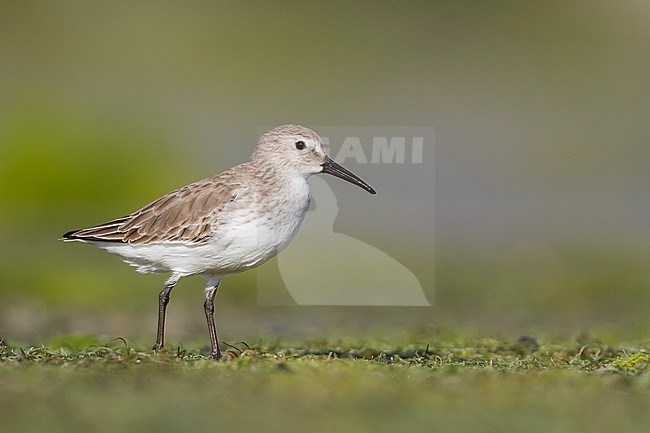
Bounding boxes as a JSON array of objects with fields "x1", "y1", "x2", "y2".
[{"x1": 63, "y1": 170, "x2": 244, "y2": 245}]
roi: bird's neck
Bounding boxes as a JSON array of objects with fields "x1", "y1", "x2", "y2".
[{"x1": 249, "y1": 159, "x2": 308, "y2": 185}]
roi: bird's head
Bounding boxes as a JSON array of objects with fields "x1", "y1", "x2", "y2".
[{"x1": 252, "y1": 124, "x2": 376, "y2": 194}]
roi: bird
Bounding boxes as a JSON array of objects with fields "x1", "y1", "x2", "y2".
[{"x1": 62, "y1": 124, "x2": 376, "y2": 360}]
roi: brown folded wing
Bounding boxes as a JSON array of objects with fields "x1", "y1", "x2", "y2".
[{"x1": 64, "y1": 177, "x2": 239, "y2": 245}]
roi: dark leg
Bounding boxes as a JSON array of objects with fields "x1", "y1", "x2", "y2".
[
  {"x1": 153, "y1": 274, "x2": 180, "y2": 351},
  {"x1": 204, "y1": 277, "x2": 222, "y2": 360}
]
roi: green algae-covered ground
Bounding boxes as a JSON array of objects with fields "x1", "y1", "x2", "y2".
[{"x1": 1, "y1": 335, "x2": 649, "y2": 433}]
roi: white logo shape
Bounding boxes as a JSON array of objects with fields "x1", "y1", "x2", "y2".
[{"x1": 277, "y1": 176, "x2": 430, "y2": 306}]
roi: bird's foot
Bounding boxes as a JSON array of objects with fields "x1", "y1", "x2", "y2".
[{"x1": 209, "y1": 348, "x2": 224, "y2": 361}]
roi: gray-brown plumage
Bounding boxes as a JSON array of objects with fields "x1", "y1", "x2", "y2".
[{"x1": 64, "y1": 168, "x2": 242, "y2": 245}]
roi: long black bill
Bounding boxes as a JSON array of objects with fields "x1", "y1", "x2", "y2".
[{"x1": 321, "y1": 156, "x2": 376, "y2": 194}]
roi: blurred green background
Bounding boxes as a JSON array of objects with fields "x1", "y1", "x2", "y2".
[{"x1": 1, "y1": 1, "x2": 649, "y2": 345}]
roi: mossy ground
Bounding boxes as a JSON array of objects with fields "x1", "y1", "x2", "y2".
[{"x1": 1, "y1": 335, "x2": 649, "y2": 433}]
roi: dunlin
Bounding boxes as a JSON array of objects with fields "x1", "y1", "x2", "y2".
[{"x1": 63, "y1": 124, "x2": 376, "y2": 359}]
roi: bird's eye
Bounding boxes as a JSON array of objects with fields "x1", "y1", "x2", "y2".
[{"x1": 295, "y1": 140, "x2": 306, "y2": 150}]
